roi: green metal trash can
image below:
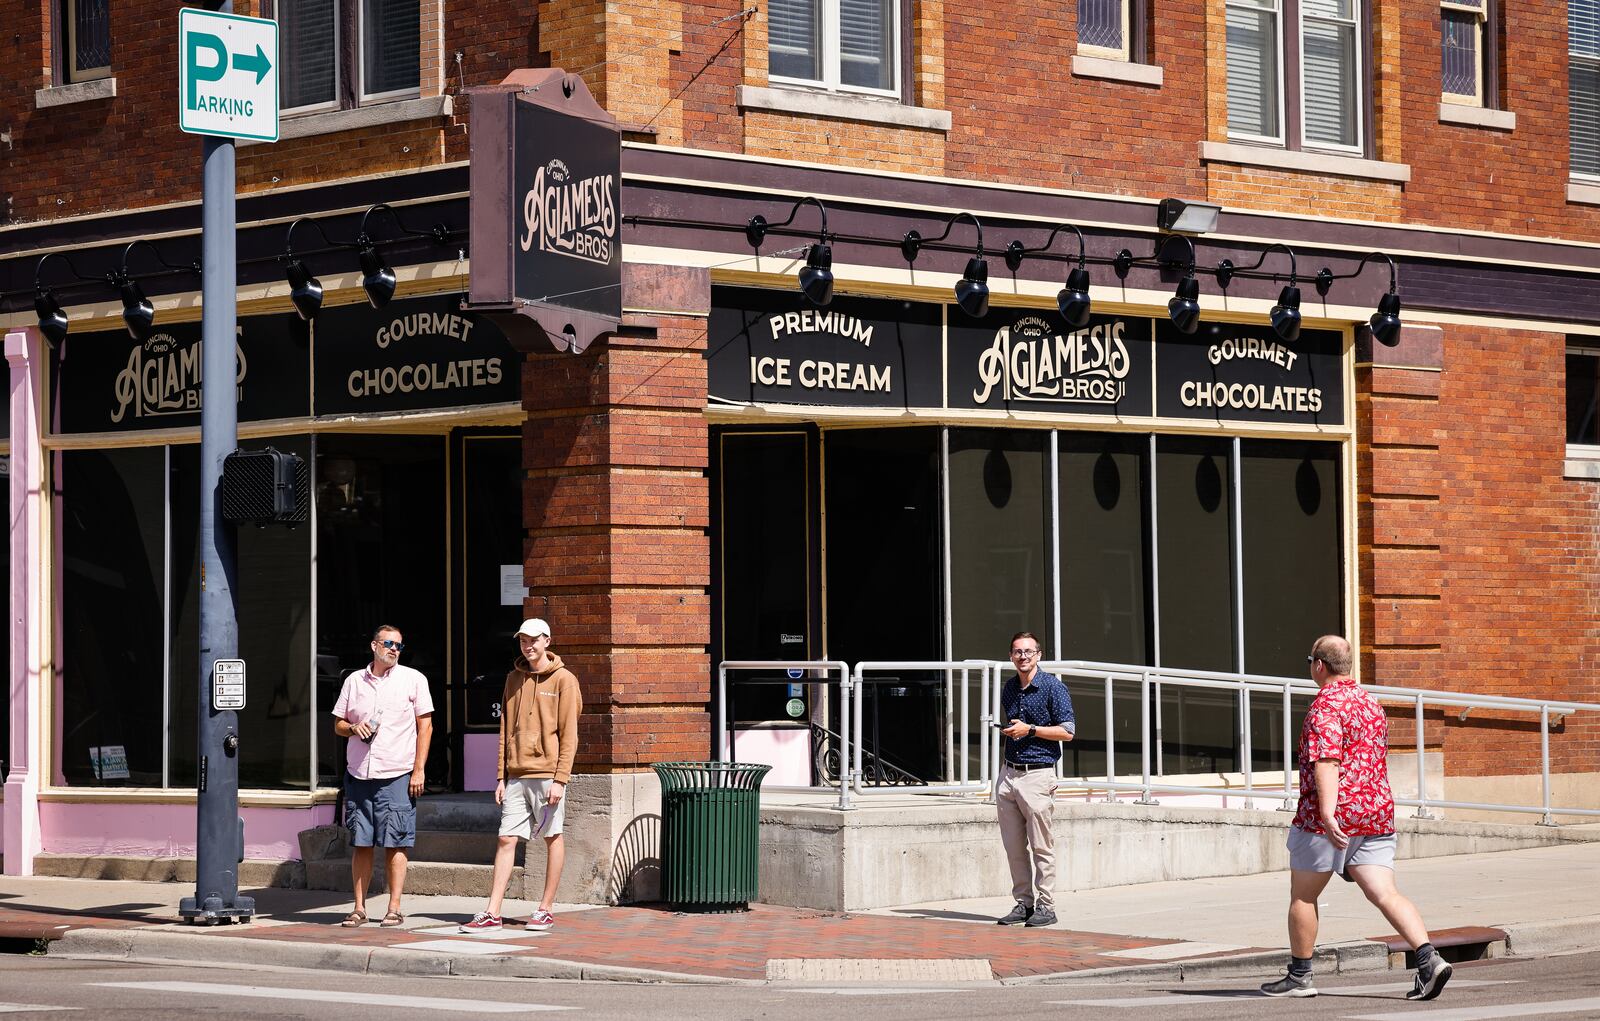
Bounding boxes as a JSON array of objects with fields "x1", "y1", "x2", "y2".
[{"x1": 652, "y1": 761, "x2": 771, "y2": 911}]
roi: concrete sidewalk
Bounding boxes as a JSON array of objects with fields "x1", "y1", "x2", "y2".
[{"x1": 0, "y1": 842, "x2": 1595, "y2": 985}]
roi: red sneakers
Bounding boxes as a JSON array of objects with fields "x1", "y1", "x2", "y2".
[
  {"x1": 526, "y1": 909, "x2": 555, "y2": 932},
  {"x1": 459, "y1": 910, "x2": 503, "y2": 933}
]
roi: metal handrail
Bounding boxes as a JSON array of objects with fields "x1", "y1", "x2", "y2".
[
  {"x1": 716, "y1": 660, "x2": 850, "y2": 807},
  {"x1": 851, "y1": 661, "x2": 994, "y2": 797}
]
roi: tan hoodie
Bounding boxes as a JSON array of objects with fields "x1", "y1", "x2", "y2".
[{"x1": 498, "y1": 653, "x2": 582, "y2": 783}]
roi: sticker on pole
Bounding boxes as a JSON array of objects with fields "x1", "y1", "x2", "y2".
[
  {"x1": 213, "y1": 658, "x2": 247, "y2": 711},
  {"x1": 179, "y1": 8, "x2": 279, "y2": 142}
]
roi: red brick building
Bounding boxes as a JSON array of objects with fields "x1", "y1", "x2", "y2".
[{"x1": 3, "y1": 0, "x2": 1598, "y2": 891}]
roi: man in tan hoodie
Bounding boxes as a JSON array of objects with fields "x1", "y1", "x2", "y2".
[{"x1": 460, "y1": 617, "x2": 581, "y2": 933}]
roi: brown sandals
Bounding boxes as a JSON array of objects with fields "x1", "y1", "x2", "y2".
[
  {"x1": 379, "y1": 911, "x2": 405, "y2": 927},
  {"x1": 340, "y1": 909, "x2": 368, "y2": 927}
]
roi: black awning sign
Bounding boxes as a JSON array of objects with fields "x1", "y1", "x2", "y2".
[{"x1": 948, "y1": 309, "x2": 1154, "y2": 415}]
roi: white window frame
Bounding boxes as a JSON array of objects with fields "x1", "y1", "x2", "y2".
[
  {"x1": 63, "y1": 0, "x2": 112, "y2": 84},
  {"x1": 1571, "y1": 0, "x2": 1600, "y2": 182},
  {"x1": 1077, "y1": 0, "x2": 1131, "y2": 62},
  {"x1": 278, "y1": 0, "x2": 341, "y2": 116},
  {"x1": 1440, "y1": 0, "x2": 1485, "y2": 107},
  {"x1": 769, "y1": 0, "x2": 901, "y2": 100},
  {"x1": 1225, "y1": 0, "x2": 1287, "y2": 148},
  {"x1": 1296, "y1": 0, "x2": 1363, "y2": 156},
  {"x1": 1567, "y1": 345, "x2": 1600, "y2": 461},
  {"x1": 358, "y1": 0, "x2": 422, "y2": 104}
]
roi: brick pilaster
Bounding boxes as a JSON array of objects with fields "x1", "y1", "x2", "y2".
[{"x1": 521, "y1": 265, "x2": 712, "y2": 771}]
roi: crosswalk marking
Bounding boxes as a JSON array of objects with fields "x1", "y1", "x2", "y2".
[
  {"x1": 1343, "y1": 997, "x2": 1600, "y2": 1021},
  {"x1": 90, "y1": 982, "x2": 572, "y2": 1013},
  {"x1": 0, "y1": 1005, "x2": 76, "y2": 1014},
  {"x1": 1046, "y1": 978, "x2": 1516, "y2": 1008}
]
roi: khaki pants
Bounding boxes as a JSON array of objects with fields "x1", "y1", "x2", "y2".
[{"x1": 996, "y1": 765, "x2": 1057, "y2": 909}]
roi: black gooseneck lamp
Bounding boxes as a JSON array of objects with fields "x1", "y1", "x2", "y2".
[
  {"x1": 1315, "y1": 252, "x2": 1403, "y2": 345},
  {"x1": 1004, "y1": 223, "x2": 1092, "y2": 329},
  {"x1": 354, "y1": 203, "x2": 454, "y2": 309},
  {"x1": 31, "y1": 252, "x2": 95, "y2": 346},
  {"x1": 746, "y1": 197, "x2": 835, "y2": 307},
  {"x1": 280, "y1": 217, "x2": 359, "y2": 321},
  {"x1": 1115, "y1": 234, "x2": 1202, "y2": 334},
  {"x1": 902, "y1": 211, "x2": 989, "y2": 317},
  {"x1": 1215, "y1": 241, "x2": 1303, "y2": 342},
  {"x1": 112, "y1": 239, "x2": 201, "y2": 341}
]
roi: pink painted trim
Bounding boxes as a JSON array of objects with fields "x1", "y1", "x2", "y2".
[
  {"x1": 39, "y1": 802, "x2": 335, "y2": 860},
  {"x1": 4, "y1": 327, "x2": 45, "y2": 875},
  {"x1": 463, "y1": 733, "x2": 499, "y2": 791}
]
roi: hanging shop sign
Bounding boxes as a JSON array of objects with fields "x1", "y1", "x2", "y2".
[
  {"x1": 708, "y1": 288, "x2": 943, "y2": 409},
  {"x1": 1154, "y1": 321, "x2": 1345, "y2": 427},
  {"x1": 465, "y1": 68, "x2": 621, "y2": 354},
  {"x1": 52, "y1": 316, "x2": 309, "y2": 434},
  {"x1": 313, "y1": 295, "x2": 519, "y2": 417},
  {"x1": 948, "y1": 308, "x2": 1154, "y2": 416}
]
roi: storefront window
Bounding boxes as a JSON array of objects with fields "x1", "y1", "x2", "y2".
[
  {"x1": 315, "y1": 434, "x2": 446, "y2": 788},
  {"x1": 1242, "y1": 439, "x2": 1340, "y2": 769},
  {"x1": 949, "y1": 429, "x2": 1050, "y2": 660},
  {"x1": 1155, "y1": 436, "x2": 1238, "y2": 773},
  {"x1": 58, "y1": 448, "x2": 167, "y2": 786},
  {"x1": 1059, "y1": 432, "x2": 1151, "y2": 776}
]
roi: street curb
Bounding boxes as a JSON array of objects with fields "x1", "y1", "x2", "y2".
[
  {"x1": 48, "y1": 926, "x2": 746, "y2": 984},
  {"x1": 1007, "y1": 940, "x2": 1389, "y2": 986},
  {"x1": 1498, "y1": 915, "x2": 1600, "y2": 958}
]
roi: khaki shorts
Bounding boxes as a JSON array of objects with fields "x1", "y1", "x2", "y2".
[
  {"x1": 1288, "y1": 826, "x2": 1396, "y2": 879},
  {"x1": 500, "y1": 778, "x2": 567, "y2": 840}
]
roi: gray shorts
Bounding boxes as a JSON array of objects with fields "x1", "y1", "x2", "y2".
[
  {"x1": 344, "y1": 772, "x2": 416, "y2": 848},
  {"x1": 1287, "y1": 827, "x2": 1396, "y2": 879}
]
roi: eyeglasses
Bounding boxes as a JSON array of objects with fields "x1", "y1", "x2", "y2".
[
  {"x1": 1011, "y1": 649, "x2": 1039, "y2": 659},
  {"x1": 378, "y1": 639, "x2": 405, "y2": 652},
  {"x1": 1306, "y1": 655, "x2": 1321, "y2": 666}
]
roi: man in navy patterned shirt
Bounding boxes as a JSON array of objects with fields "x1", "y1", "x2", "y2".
[{"x1": 995, "y1": 631, "x2": 1075, "y2": 928}]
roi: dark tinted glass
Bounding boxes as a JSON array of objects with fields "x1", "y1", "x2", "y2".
[
  {"x1": 948, "y1": 429, "x2": 1049, "y2": 661},
  {"x1": 1567, "y1": 352, "x2": 1600, "y2": 445}
]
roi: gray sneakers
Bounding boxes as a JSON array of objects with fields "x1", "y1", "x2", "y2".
[
  {"x1": 1408, "y1": 953, "x2": 1453, "y2": 1001},
  {"x1": 996, "y1": 902, "x2": 1033, "y2": 925},
  {"x1": 1259, "y1": 970, "x2": 1317, "y2": 997},
  {"x1": 1024, "y1": 906, "x2": 1058, "y2": 927}
]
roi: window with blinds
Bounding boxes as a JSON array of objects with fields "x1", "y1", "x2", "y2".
[
  {"x1": 362, "y1": 0, "x2": 419, "y2": 99},
  {"x1": 1226, "y1": 0, "x2": 1281, "y2": 141},
  {"x1": 769, "y1": 0, "x2": 896, "y2": 95},
  {"x1": 1572, "y1": 0, "x2": 1600, "y2": 178},
  {"x1": 64, "y1": 0, "x2": 112, "y2": 83},
  {"x1": 1078, "y1": 0, "x2": 1127, "y2": 58},
  {"x1": 1440, "y1": 0, "x2": 1483, "y2": 103},
  {"x1": 1302, "y1": 0, "x2": 1357, "y2": 149},
  {"x1": 279, "y1": 0, "x2": 338, "y2": 111}
]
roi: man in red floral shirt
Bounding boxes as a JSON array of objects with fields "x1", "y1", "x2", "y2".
[{"x1": 1261, "y1": 635, "x2": 1452, "y2": 1001}]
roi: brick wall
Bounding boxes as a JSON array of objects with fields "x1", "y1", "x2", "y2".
[{"x1": 521, "y1": 267, "x2": 713, "y2": 769}]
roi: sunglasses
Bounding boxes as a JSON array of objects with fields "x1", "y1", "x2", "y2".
[
  {"x1": 1306, "y1": 655, "x2": 1321, "y2": 666},
  {"x1": 377, "y1": 639, "x2": 406, "y2": 652}
]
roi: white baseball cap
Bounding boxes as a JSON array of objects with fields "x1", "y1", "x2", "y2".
[{"x1": 515, "y1": 618, "x2": 551, "y2": 640}]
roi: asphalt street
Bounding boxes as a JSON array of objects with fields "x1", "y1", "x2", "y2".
[{"x1": 2, "y1": 949, "x2": 1598, "y2": 1019}]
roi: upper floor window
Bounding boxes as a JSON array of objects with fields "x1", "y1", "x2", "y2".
[
  {"x1": 277, "y1": 0, "x2": 419, "y2": 114},
  {"x1": 1567, "y1": 346, "x2": 1600, "y2": 450},
  {"x1": 1441, "y1": 0, "x2": 1495, "y2": 106},
  {"x1": 1078, "y1": 0, "x2": 1130, "y2": 60},
  {"x1": 1572, "y1": 0, "x2": 1600, "y2": 178},
  {"x1": 769, "y1": 0, "x2": 898, "y2": 96},
  {"x1": 61, "y1": 0, "x2": 112, "y2": 83},
  {"x1": 1226, "y1": 0, "x2": 1363, "y2": 154}
]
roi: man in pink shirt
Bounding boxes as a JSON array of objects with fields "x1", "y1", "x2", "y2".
[{"x1": 331, "y1": 624, "x2": 434, "y2": 928}]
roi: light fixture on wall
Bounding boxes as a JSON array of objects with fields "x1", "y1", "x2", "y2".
[
  {"x1": 1315, "y1": 252, "x2": 1403, "y2": 346},
  {"x1": 1216, "y1": 242, "x2": 1302, "y2": 342},
  {"x1": 902, "y1": 212, "x2": 989, "y2": 317},
  {"x1": 112, "y1": 240, "x2": 200, "y2": 341},
  {"x1": 746, "y1": 197, "x2": 835, "y2": 307},
  {"x1": 280, "y1": 217, "x2": 358, "y2": 321},
  {"x1": 1156, "y1": 197, "x2": 1222, "y2": 235},
  {"x1": 31, "y1": 252, "x2": 93, "y2": 345},
  {"x1": 1116, "y1": 234, "x2": 1202, "y2": 333},
  {"x1": 1005, "y1": 223, "x2": 1093, "y2": 329},
  {"x1": 354, "y1": 203, "x2": 454, "y2": 309}
]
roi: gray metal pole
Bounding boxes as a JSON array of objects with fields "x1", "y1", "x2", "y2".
[{"x1": 179, "y1": 72, "x2": 253, "y2": 922}]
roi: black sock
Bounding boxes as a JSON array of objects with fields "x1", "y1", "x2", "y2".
[
  {"x1": 1289, "y1": 956, "x2": 1313, "y2": 977},
  {"x1": 1416, "y1": 943, "x2": 1437, "y2": 970}
]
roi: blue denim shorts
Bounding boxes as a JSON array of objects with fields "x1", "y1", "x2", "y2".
[{"x1": 344, "y1": 773, "x2": 416, "y2": 848}]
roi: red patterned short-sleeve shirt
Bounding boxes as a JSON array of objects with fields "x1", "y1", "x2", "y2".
[{"x1": 1293, "y1": 677, "x2": 1395, "y2": 836}]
